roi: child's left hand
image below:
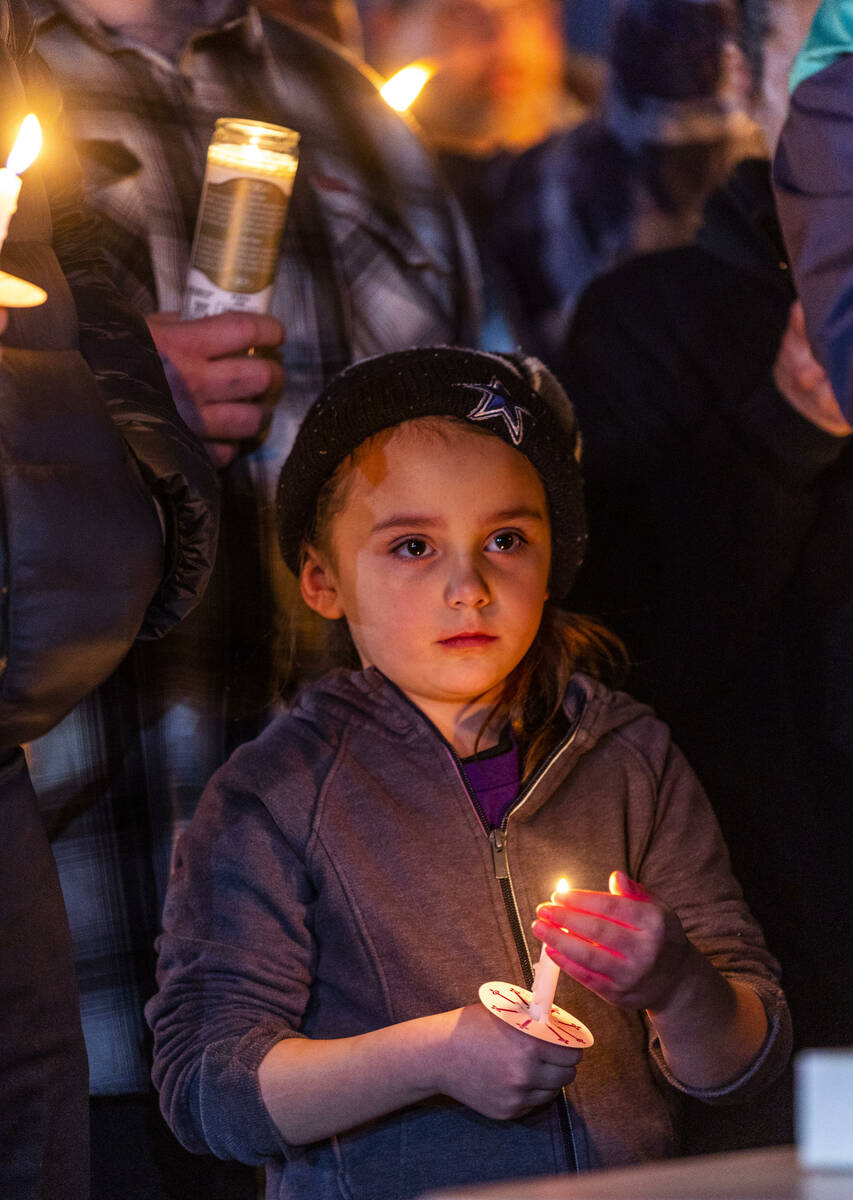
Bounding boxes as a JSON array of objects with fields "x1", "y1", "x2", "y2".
[{"x1": 532, "y1": 870, "x2": 692, "y2": 1015}]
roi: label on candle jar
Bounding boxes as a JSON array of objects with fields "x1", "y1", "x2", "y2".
[
  {"x1": 183, "y1": 122, "x2": 299, "y2": 319},
  {"x1": 184, "y1": 172, "x2": 294, "y2": 317},
  {"x1": 193, "y1": 177, "x2": 287, "y2": 290}
]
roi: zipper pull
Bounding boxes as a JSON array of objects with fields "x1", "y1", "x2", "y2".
[{"x1": 489, "y1": 828, "x2": 509, "y2": 879}]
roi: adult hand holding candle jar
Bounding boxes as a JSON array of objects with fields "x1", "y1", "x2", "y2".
[
  {"x1": 145, "y1": 118, "x2": 299, "y2": 468},
  {"x1": 146, "y1": 310, "x2": 284, "y2": 469}
]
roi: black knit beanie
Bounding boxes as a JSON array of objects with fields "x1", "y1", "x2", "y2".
[{"x1": 276, "y1": 346, "x2": 587, "y2": 599}]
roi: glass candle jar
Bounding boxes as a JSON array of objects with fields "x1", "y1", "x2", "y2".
[{"x1": 182, "y1": 118, "x2": 300, "y2": 318}]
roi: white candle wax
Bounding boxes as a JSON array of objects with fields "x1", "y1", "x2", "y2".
[
  {"x1": 529, "y1": 877, "x2": 570, "y2": 1021},
  {"x1": 0, "y1": 114, "x2": 43, "y2": 256},
  {"x1": 529, "y1": 941, "x2": 561, "y2": 1022},
  {"x1": 0, "y1": 168, "x2": 22, "y2": 251}
]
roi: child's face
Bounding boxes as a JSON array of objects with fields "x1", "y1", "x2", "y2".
[{"x1": 300, "y1": 419, "x2": 551, "y2": 741}]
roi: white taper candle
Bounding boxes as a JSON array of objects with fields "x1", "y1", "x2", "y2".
[
  {"x1": 529, "y1": 877, "x2": 570, "y2": 1021},
  {"x1": 0, "y1": 115, "x2": 42, "y2": 254}
]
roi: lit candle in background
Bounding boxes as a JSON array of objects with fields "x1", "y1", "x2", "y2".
[
  {"x1": 380, "y1": 62, "x2": 435, "y2": 112},
  {"x1": 0, "y1": 114, "x2": 42, "y2": 253},
  {"x1": 529, "y1": 877, "x2": 570, "y2": 1021},
  {"x1": 183, "y1": 118, "x2": 300, "y2": 319}
]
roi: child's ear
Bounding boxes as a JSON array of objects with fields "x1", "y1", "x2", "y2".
[{"x1": 299, "y1": 545, "x2": 344, "y2": 619}]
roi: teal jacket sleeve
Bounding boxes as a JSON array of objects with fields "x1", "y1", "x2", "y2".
[{"x1": 789, "y1": 0, "x2": 853, "y2": 91}]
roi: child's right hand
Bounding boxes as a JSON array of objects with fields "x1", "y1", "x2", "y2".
[
  {"x1": 433, "y1": 1003, "x2": 583, "y2": 1120},
  {"x1": 258, "y1": 1002, "x2": 584, "y2": 1145}
]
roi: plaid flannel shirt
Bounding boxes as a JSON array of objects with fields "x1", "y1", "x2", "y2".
[
  {"x1": 26, "y1": 0, "x2": 480, "y2": 1095},
  {"x1": 489, "y1": 114, "x2": 753, "y2": 368},
  {"x1": 488, "y1": 123, "x2": 644, "y2": 369}
]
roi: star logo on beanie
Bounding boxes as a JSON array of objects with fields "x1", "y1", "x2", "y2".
[{"x1": 457, "y1": 379, "x2": 534, "y2": 446}]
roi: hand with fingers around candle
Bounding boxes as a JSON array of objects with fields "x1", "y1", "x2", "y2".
[
  {"x1": 532, "y1": 870, "x2": 771, "y2": 1091},
  {"x1": 146, "y1": 310, "x2": 285, "y2": 468}
]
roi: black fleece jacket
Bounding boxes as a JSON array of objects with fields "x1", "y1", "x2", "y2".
[{"x1": 559, "y1": 158, "x2": 853, "y2": 1053}]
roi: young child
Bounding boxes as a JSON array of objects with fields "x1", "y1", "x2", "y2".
[{"x1": 147, "y1": 348, "x2": 791, "y2": 1199}]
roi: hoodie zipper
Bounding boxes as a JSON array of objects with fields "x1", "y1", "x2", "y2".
[
  {"x1": 448, "y1": 712, "x2": 586, "y2": 1175},
  {"x1": 462, "y1": 718, "x2": 584, "y2": 979},
  {"x1": 377, "y1": 673, "x2": 586, "y2": 1173}
]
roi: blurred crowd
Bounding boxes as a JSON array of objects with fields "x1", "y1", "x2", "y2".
[{"x1": 2, "y1": 1, "x2": 852, "y2": 1198}]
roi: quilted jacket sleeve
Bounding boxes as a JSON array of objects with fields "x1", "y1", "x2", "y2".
[
  {"x1": 0, "y1": 20, "x2": 218, "y2": 746},
  {"x1": 21, "y1": 45, "x2": 220, "y2": 637}
]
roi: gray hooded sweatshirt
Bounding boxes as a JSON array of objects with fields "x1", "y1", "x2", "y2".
[{"x1": 148, "y1": 668, "x2": 791, "y2": 1200}]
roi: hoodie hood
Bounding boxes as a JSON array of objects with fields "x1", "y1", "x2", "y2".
[{"x1": 289, "y1": 665, "x2": 653, "y2": 773}]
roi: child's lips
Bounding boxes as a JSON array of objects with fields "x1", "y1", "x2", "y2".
[{"x1": 438, "y1": 633, "x2": 498, "y2": 649}]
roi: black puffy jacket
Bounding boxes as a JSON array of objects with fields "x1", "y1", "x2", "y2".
[{"x1": 0, "y1": 2, "x2": 219, "y2": 747}]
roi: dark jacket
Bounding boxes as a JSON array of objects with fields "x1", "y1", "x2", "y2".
[
  {"x1": 559, "y1": 158, "x2": 853, "y2": 1054},
  {"x1": 560, "y1": 159, "x2": 830, "y2": 716},
  {"x1": 0, "y1": 5, "x2": 218, "y2": 748},
  {"x1": 0, "y1": 6, "x2": 217, "y2": 1197},
  {"x1": 148, "y1": 668, "x2": 790, "y2": 1200}
]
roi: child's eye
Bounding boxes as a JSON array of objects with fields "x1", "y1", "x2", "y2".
[
  {"x1": 487, "y1": 530, "x2": 526, "y2": 552},
  {"x1": 392, "y1": 538, "x2": 432, "y2": 559}
]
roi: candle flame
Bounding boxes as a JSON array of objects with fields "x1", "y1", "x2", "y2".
[
  {"x1": 380, "y1": 63, "x2": 435, "y2": 112},
  {"x1": 555, "y1": 877, "x2": 570, "y2": 896},
  {"x1": 6, "y1": 114, "x2": 42, "y2": 175}
]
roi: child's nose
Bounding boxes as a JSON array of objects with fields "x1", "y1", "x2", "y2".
[{"x1": 445, "y1": 558, "x2": 490, "y2": 608}]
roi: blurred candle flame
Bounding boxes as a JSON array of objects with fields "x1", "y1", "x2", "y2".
[
  {"x1": 7, "y1": 114, "x2": 42, "y2": 175},
  {"x1": 555, "y1": 877, "x2": 570, "y2": 897},
  {"x1": 380, "y1": 63, "x2": 435, "y2": 112}
]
